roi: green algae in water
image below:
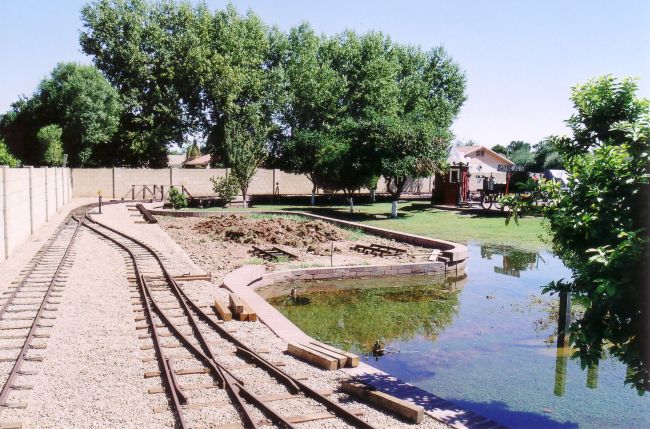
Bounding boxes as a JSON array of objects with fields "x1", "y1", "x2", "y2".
[{"x1": 268, "y1": 279, "x2": 460, "y2": 353}]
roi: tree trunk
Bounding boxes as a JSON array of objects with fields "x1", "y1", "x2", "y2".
[{"x1": 386, "y1": 176, "x2": 407, "y2": 200}]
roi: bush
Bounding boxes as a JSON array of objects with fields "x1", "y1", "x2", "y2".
[
  {"x1": 168, "y1": 186, "x2": 188, "y2": 209},
  {"x1": 0, "y1": 138, "x2": 20, "y2": 167},
  {"x1": 210, "y1": 175, "x2": 239, "y2": 205},
  {"x1": 37, "y1": 125, "x2": 64, "y2": 166}
]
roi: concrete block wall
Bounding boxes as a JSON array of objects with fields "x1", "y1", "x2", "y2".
[
  {"x1": 0, "y1": 166, "x2": 72, "y2": 259},
  {"x1": 71, "y1": 167, "x2": 434, "y2": 198}
]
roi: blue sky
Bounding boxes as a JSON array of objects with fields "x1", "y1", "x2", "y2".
[{"x1": 1, "y1": 0, "x2": 648, "y2": 148}]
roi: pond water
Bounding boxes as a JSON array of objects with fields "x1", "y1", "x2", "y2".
[{"x1": 261, "y1": 244, "x2": 650, "y2": 429}]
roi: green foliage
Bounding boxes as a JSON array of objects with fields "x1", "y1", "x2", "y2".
[
  {"x1": 0, "y1": 63, "x2": 121, "y2": 167},
  {"x1": 223, "y1": 116, "x2": 268, "y2": 205},
  {"x1": 185, "y1": 141, "x2": 200, "y2": 161},
  {"x1": 273, "y1": 25, "x2": 465, "y2": 196},
  {"x1": 506, "y1": 76, "x2": 650, "y2": 393},
  {"x1": 37, "y1": 125, "x2": 64, "y2": 166},
  {"x1": 210, "y1": 174, "x2": 239, "y2": 205},
  {"x1": 0, "y1": 138, "x2": 19, "y2": 167},
  {"x1": 495, "y1": 139, "x2": 562, "y2": 171},
  {"x1": 168, "y1": 186, "x2": 188, "y2": 209}
]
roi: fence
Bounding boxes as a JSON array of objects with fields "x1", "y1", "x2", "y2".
[
  {"x1": 71, "y1": 168, "x2": 434, "y2": 199},
  {"x1": 1, "y1": 166, "x2": 72, "y2": 259}
]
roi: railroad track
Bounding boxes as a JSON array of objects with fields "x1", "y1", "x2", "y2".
[
  {"x1": 81, "y1": 214, "x2": 379, "y2": 429},
  {"x1": 0, "y1": 214, "x2": 82, "y2": 417}
]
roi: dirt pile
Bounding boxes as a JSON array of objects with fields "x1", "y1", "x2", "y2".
[{"x1": 192, "y1": 215, "x2": 346, "y2": 249}]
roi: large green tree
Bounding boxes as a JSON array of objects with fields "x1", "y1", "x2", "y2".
[
  {"x1": 273, "y1": 26, "x2": 465, "y2": 196},
  {"x1": 0, "y1": 63, "x2": 121, "y2": 166},
  {"x1": 507, "y1": 76, "x2": 650, "y2": 393},
  {"x1": 80, "y1": 0, "x2": 200, "y2": 166}
]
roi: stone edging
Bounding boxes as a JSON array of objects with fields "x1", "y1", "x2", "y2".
[
  {"x1": 257, "y1": 261, "x2": 446, "y2": 284},
  {"x1": 222, "y1": 265, "x2": 505, "y2": 429},
  {"x1": 147, "y1": 208, "x2": 468, "y2": 265}
]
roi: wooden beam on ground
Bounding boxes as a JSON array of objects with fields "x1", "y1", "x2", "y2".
[
  {"x1": 214, "y1": 299, "x2": 232, "y2": 321},
  {"x1": 286, "y1": 342, "x2": 338, "y2": 370},
  {"x1": 309, "y1": 340, "x2": 360, "y2": 368},
  {"x1": 341, "y1": 380, "x2": 424, "y2": 424}
]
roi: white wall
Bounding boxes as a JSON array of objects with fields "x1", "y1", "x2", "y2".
[{"x1": 0, "y1": 166, "x2": 72, "y2": 259}]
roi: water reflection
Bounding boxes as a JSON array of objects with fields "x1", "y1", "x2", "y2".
[
  {"x1": 480, "y1": 245, "x2": 541, "y2": 277},
  {"x1": 265, "y1": 244, "x2": 650, "y2": 428}
]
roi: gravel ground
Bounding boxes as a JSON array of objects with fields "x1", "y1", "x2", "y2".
[
  {"x1": 0, "y1": 198, "x2": 94, "y2": 296},
  {"x1": 0, "y1": 229, "x2": 173, "y2": 428},
  {"x1": 118, "y1": 204, "x2": 449, "y2": 429},
  {"x1": 0, "y1": 201, "x2": 450, "y2": 428}
]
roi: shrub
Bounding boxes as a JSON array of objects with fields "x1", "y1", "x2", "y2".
[
  {"x1": 37, "y1": 125, "x2": 64, "y2": 166},
  {"x1": 0, "y1": 138, "x2": 20, "y2": 167},
  {"x1": 168, "y1": 186, "x2": 188, "y2": 209},
  {"x1": 210, "y1": 175, "x2": 239, "y2": 205}
]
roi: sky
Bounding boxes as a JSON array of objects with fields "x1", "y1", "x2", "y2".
[{"x1": 1, "y1": 0, "x2": 649, "y2": 148}]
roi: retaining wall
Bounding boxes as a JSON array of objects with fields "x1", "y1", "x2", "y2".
[
  {"x1": 254, "y1": 262, "x2": 446, "y2": 286},
  {"x1": 0, "y1": 166, "x2": 72, "y2": 259},
  {"x1": 71, "y1": 167, "x2": 434, "y2": 198}
]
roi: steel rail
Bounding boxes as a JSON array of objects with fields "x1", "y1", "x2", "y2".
[
  {"x1": 84, "y1": 215, "x2": 379, "y2": 429},
  {"x1": 0, "y1": 216, "x2": 75, "y2": 321},
  {"x1": 0, "y1": 216, "x2": 83, "y2": 406},
  {"x1": 82, "y1": 217, "x2": 297, "y2": 429},
  {"x1": 76, "y1": 216, "x2": 189, "y2": 429}
]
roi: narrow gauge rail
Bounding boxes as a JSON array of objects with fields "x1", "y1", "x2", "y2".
[
  {"x1": 0, "y1": 215, "x2": 82, "y2": 411},
  {"x1": 80, "y1": 214, "x2": 379, "y2": 429}
]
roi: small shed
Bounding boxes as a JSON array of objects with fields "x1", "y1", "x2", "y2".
[{"x1": 432, "y1": 147, "x2": 470, "y2": 205}]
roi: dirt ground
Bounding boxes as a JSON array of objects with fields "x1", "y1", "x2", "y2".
[{"x1": 158, "y1": 214, "x2": 432, "y2": 279}]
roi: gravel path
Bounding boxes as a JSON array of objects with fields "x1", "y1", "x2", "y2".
[
  {"x1": 1, "y1": 228, "x2": 173, "y2": 428},
  {"x1": 0, "y1": 202, "x2": 450, "y2": 428}
]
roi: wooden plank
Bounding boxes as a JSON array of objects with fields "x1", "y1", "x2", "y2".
[
  {"x1": 300, "y1": 342, "x2": 347, "y2": 368},
  {"x1": 341, "y1": 381, "x2": 424, "y2": 423},
  {"x1": 214, "y1": 299, "x2": 232, "y2": 321},
  {"x1": 286, "y1": 342, "x2": 338, "y2": 370},
  {"x1": 153, "y1": 400, "x2": 229, "y2": 413},
  {"x1": 148, "y1": 382, "x2": 217, "y2": 394},
  {"x1": 309, "y1": 340, "x2": 360, "y2": 368},
  {"x1": 285, "y1": 408, "x2": 364, "y2": 424},
  {"x1": 229, "y1": 293, "x2": 245, "y2": 314},
  {"x1": 144, "y1": 367, "x2": 210, "y2": 378}
]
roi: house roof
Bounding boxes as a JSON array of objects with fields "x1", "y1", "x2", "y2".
[
  {"x1": 183, "y1": 154, "x2": 211, "y2": 166},
  {"x1": 457, "y1": 146, "x2": 514, "y2": 165}
]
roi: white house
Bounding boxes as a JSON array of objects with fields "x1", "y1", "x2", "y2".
[{"x1": 455, "y1": 146, "x2": 514, "y2": 191}]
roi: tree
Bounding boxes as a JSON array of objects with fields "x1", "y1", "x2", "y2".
[
  {"x1": 80, "y1": 0, "x2": 200, "y2": 166},
  {"x1": 223, "y1": 115, "x2": 268, "y2": 207},
  {"x1": 491, "y1": 144, "x2": 508, "y2": 156},
  {"x1": 0, "y1": 63, "x2": 121, "y2": 167},
  {"x1": 377, "y1": 45, "x2": 465, "y2": 199},
  {"x1": 185, "y1": 141, "x2": 200, "y2": 161},
  {"x1": 505, "y1": 76, "x2": 650, "y2": 393},
  {"x1": 273, "y1": 26, "x2": 465, "y2": 197},
  {"x1": 0, "y1": 138, "x2": 19, "y2": 167},
  {"x1": 37, "y1": 125, "x2": 64, "y2": 166}
]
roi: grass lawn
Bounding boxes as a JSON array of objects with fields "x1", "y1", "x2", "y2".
[{"x1": 184, "y1": 201, "x2": 550, "y2": 252}]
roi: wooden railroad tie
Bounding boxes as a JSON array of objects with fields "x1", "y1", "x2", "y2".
[
  {"x1": 351, "y1": 243, "x2": 406, "y2": 257},
  {"x1": 286, "y1": 340, "x2": 359, "y2": 370},
  {"x1": 228, "y1": 294, "x2": 256, "y2": 322},
  {"x1": 250, "y1": 246, "x2": 297, "y2": 262},
  {"x1": 341, "y1": 380, "x2": 424, "y2": 424}
]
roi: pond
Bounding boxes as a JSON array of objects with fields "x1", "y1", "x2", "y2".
[{"x1": 260, "y1": 244, "x2": 650, "y2": 429}]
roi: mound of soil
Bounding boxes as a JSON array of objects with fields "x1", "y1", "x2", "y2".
[{"x1": 192, "y1": 215, "x2": 347, "y2": 249}]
